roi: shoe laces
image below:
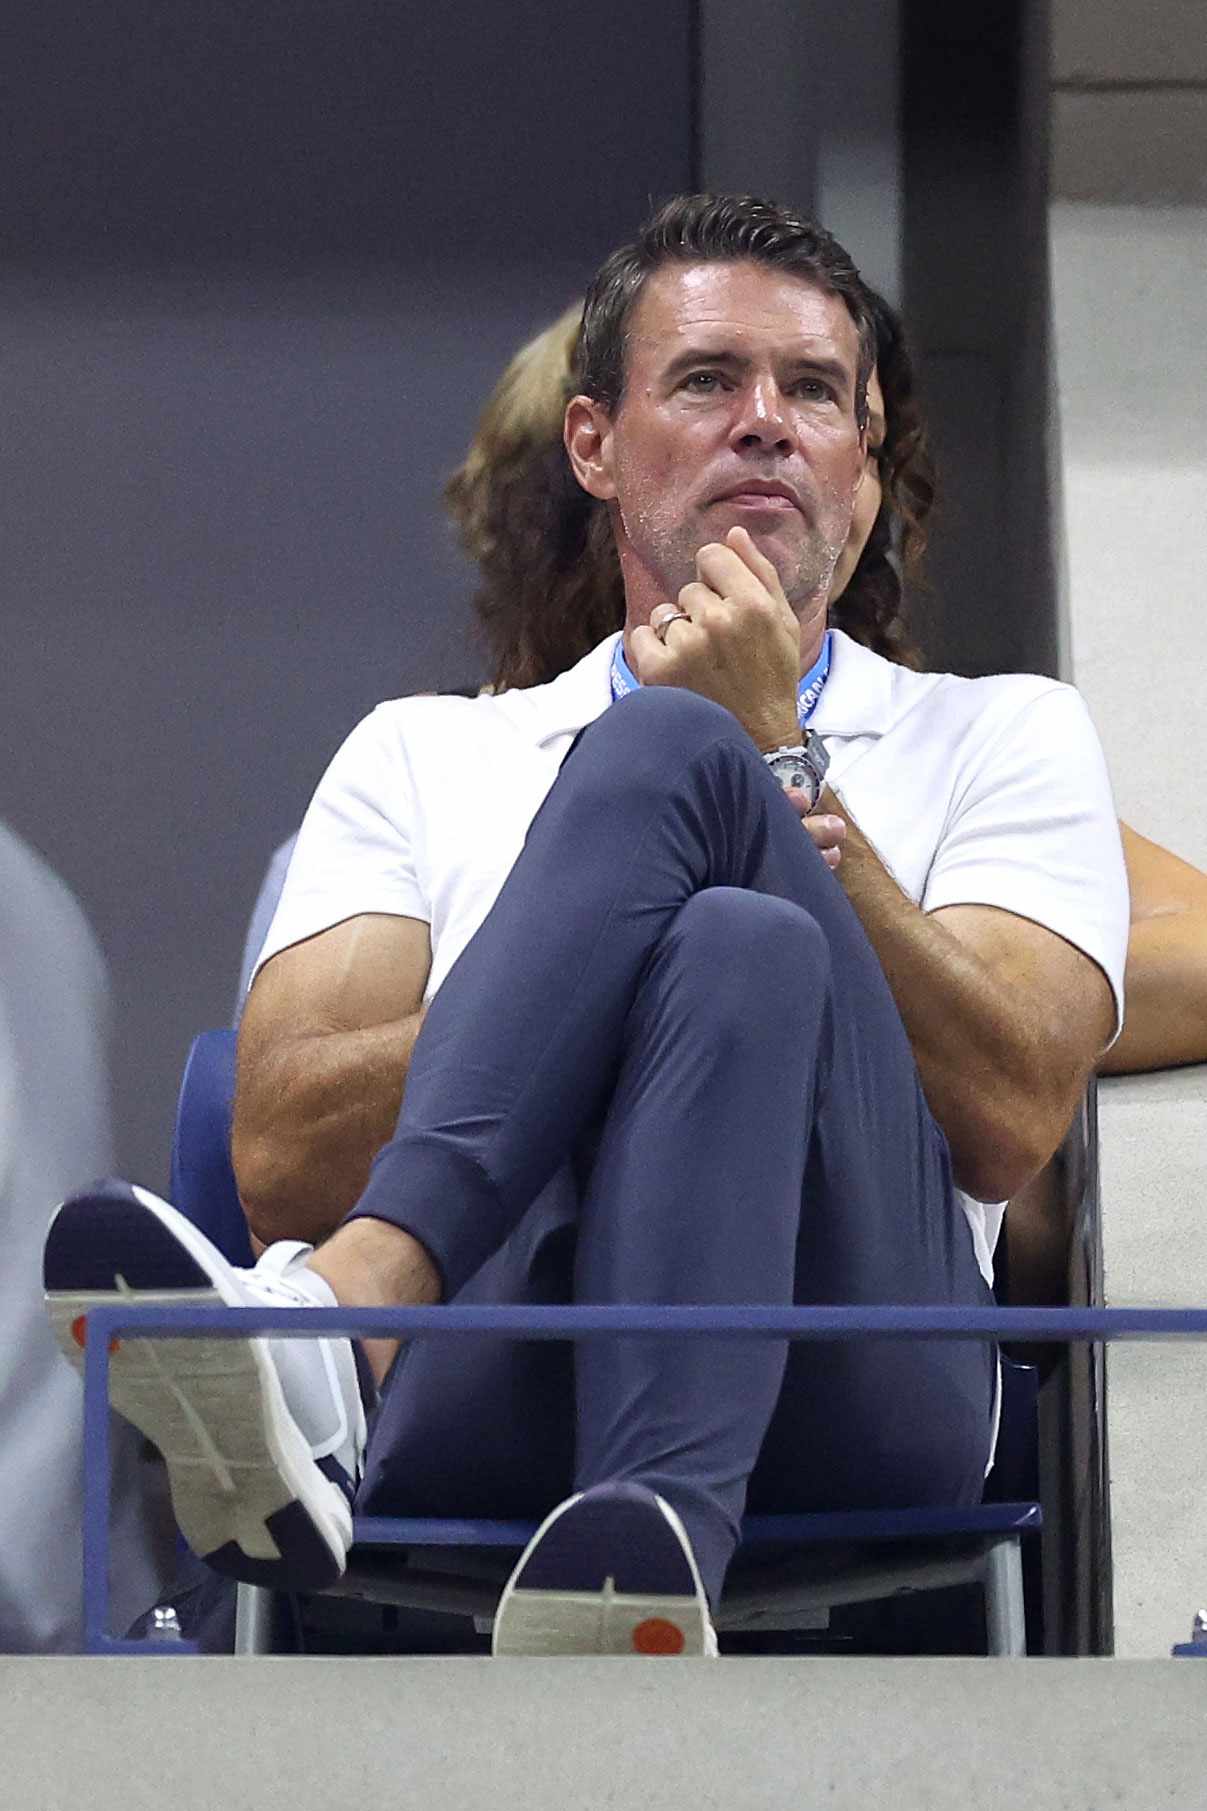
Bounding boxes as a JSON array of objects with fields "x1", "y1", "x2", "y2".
[{"x1": 240, "y1": 1240, "x2": 326, "y2": 1308}]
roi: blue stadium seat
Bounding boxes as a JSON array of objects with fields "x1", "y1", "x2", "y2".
[{"x1": 169, "y1": 1030, "x2": 1041, "y2": 1656}]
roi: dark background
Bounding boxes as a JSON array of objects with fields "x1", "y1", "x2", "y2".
[{"x1": 1, "y1": 0, "x2": 1053, "y2": 1183}]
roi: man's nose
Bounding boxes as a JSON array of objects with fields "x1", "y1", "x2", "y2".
[{"x1": 731, "y1": 379, "x2": 795, "y2": 452}]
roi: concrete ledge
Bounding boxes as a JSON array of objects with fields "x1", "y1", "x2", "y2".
[
  {"x1": 2, "y1": 1657, "x2": 1202, "y2": 1809},
  {"x1": 1099, "y1": 1067, "x2": 1207, "y2": 1655},
  {"x1": 1100, "y1": 1068, "x2": 1207, "y2": 1303},
  {"x1": 1053, "y1": 90, "x2": 1207, "y2": 202},
  {"x1": 1052, "y1": 0, "x2": 1207, "y2": 85}
]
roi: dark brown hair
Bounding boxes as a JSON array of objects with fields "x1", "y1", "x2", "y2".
[
  {"x1": 580, "y1": 192, "x2": 874, "y2": 427},
  {"x1": 830, "y1": 286, "x2": 934, "y2": 670},
  {"x1": 445, "y1": 276, "x2": 934, "y2": 690}
]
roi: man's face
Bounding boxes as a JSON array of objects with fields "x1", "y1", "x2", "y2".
[
  {"x1": 598, "y1": 260, "x2": 867, "y2": 613},
  {"x1": 829, "y1": 367, "x2": 886, "y2": 603}
]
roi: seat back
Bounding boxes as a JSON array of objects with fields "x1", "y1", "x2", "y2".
[{"x1": 170, "y1": 1029, "x2": 252, "y2": 1266}]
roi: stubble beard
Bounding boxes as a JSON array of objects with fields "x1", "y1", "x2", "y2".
[{"x1": 618, "y1": 492, "x2": 848, "y2": 615}]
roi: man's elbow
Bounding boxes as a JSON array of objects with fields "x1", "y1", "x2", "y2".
[
  {"x1": 949, "y1": 1110, "x2": 1064, "y2": 1206},
  {"x1": 230, "y1": 1120, "x2": 298, "y2": 1246},
  {"x1": 232, "y1": 1106, "x2": 365, "y2": 1248}
]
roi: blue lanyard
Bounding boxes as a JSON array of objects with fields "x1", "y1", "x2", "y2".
[{"x1": 610, "y1": 630, "x2": 832, "y2": 729}]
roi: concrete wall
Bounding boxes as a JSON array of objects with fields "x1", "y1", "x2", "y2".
[
  {"x1": 1052, "y1": 0, "x2": 1207, "y2": 203},
  {"x1": 902, "y1": 1, "x2": 1059, "y2": 680},
  {"x1": 1, "y1": 1656, "x2": 1203, "y2": 1809},
  {"x1": 1050, "y1": 0, "x2": 1207, "y2": 1660}
]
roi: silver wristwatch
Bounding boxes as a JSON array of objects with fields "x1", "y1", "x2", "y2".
[{"x1": 762, "y1": 733, "x2": 830, "y2": 810}]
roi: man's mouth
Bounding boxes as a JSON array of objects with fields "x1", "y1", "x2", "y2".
[{"x1": 710, "y1": 481, "x2": 802, "y2": 513}]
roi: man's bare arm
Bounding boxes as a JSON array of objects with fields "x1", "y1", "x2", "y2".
[
  {"x1": 233, "y1": 913, "x2": 432, "y2": 1247},
  {"x1": 814, "y1": 789, "x2": 1116, "y2": 1202},
  {"x1": 632, "y1": 525, "x2": 1116, "y2": 1201},
  {"x1": 1098, "y1": 821, "x2": 1207, "y2": 1074}
]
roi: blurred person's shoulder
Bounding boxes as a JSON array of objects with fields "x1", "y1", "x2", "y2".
[{"x1": 0, "y1": 819, "x2": 107, "y2": 1003}]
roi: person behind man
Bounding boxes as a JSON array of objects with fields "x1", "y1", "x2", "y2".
[{"x1": 45, "y1": 194, "x2": 1127, "y2": 1658}]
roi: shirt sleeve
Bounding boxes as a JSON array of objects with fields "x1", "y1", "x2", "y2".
[
  {"x1": 922, "y1": 683, "x2": 1130, "y2": 1038},
  {"x1": 234, "y1": 834, "x2": 298, "y2": 1020},
  {"x1": 251, "y1": 705, "x2": 428, "y2": 987}
]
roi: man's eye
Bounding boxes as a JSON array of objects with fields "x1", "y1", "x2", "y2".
[
  {"x1": 683, "y1": 371, "x2": 724, "y2": 392},
  {"x1": 794, "y1": 378, "x2": 835, "y2": 401}
]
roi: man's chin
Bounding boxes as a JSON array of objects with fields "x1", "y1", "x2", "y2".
[
  {"x1": 696, "y1": 518, "x2": 828, "y2": 595},
  {"x1": 697, "y1": 508, "x2": 792, "y2": 558}
]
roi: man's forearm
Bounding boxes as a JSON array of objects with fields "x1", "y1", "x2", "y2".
[
  {"x1": 232, "y1": 1011, "x2": 425, "y2": 1246},
  {"x1": 827, "y1": 797, "x2": 1079, "y2": 1200},
  {"x1": 1098, "y1": 914, "x2": 1207, "y2": 1074}
]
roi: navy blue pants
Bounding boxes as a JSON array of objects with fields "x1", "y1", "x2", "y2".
[{"x1": 350, "y1": 688, "x2": 996, "y2": 1605}]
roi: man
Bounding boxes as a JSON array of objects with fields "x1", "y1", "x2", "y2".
[{"x1": 45, "y1": 195, "x2": 1127, "y2": 1658}]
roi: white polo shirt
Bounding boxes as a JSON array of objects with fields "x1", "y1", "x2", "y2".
[{"x1": 258, "y1": 629, "x2": 1129, "y2": 1286}]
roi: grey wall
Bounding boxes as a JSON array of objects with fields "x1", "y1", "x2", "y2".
[
  {"x1": 1, "y1": 0, "x2": 1066, "y2": 1188},
  {"x1": 902, "y1": 0, "x2": 1059, "y2": 680},
  {"x1": 698, "y1": 1, "x2": 902, "y2": 305},
  {"x1": 1050, "y1": 0, "x2": 1207, "y2": 1647},
  {"x1": 2, "y1": 1, "x2": 692, "y2": 1186}
]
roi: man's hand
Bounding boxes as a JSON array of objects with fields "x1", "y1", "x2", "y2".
[
  {"x1": 785, "y1": 789, "x2": 847, "y2": 870},
  {"x1": 629, "y1": 525, "x2": 802, "y2": 752}
]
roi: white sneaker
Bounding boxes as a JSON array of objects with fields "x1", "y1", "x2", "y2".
[
  {"x1": 43, "y1": 1179, "x2": 370, "y2": 1590},
  {"x1": 492, "y1": 1481, "x2": 719, "y2": 1657}
]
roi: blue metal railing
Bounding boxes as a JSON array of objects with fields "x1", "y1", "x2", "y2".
[{"x1": 80, "y1": 1300, "x2": 1207, "y2": 1655}]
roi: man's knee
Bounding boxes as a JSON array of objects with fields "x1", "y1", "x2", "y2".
[
  {"x1": 557, "y1": 689, "x2": 754, "y2": 832},
  {"x1": 665, "y1": 888, "x2": 830, "y2": 1022},
  {"x1": 579, "y1": 686, "x2": 740, "y2": 769}
]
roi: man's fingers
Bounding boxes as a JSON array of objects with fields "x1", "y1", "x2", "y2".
[
  {"x1": 694, "y1": 532, "x2": 793, "y2": 627},
  {"x1": 724, "y1": 524, "x2": 786, "y2": 594},
  {"x1": 676, "y1": 579, "x2": 718, "y2": 617},
  {"x1": 787, "y1": 796, "x2": 847, "y2": 868},
  {"x1": 630, "y1": 616, "x2": 706, "y2": 683},
  {"x1": 804, "y1": 815, "x2": 846, "y2": 847},
  {"x1": 694, "y1": 538, "x2": 766, "y2": 600},
  {"x1": 804, "y1": 814, "x2": 845, "y2": 870},
  {"x1": 628, "y1": 622, "x2": 669, "y2": 682}
]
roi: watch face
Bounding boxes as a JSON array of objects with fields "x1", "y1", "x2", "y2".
[
  {"x1": 765, "y1": 737, "x2": 826, "y2": 808},
  {"x1": 769, "y1": 755, "x2": 810, "y2": 792}
]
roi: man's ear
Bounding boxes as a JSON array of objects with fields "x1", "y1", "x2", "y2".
[
  {"x1": 564, "y1": 394, "x2": 618, "y2": 501},
  {"x1": 851, "y1": 412, "x2": 870, "y2": 499},
  {"x1": 852, "y1": 443, "x2": 868, "y2": 501}
]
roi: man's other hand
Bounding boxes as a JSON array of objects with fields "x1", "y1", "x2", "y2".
[
  {"x1": 629, "y1": 526, "x2": 802, "y2": 752},
  {"x1": 785, "y1": 792, "x2": 846, "y2": 870}
]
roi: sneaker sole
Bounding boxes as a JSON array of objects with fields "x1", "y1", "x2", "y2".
[
  {"x1": 44, "y1": 1182, "x2": 352, "y2": 1591},
  {"x1": 491, "y1": 1485, "x2": 716, "y2": 1656}
]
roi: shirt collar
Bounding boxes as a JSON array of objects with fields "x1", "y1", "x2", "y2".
[
  {"x1": 805, "y1": 628, "x2": 906, "y2": 739},
  {"x1": 495, "y1": 626, "x2": 911, "y2": 748},
  {"x1": 490, "y1": 633, "x2": 619, "y2": 747}
]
